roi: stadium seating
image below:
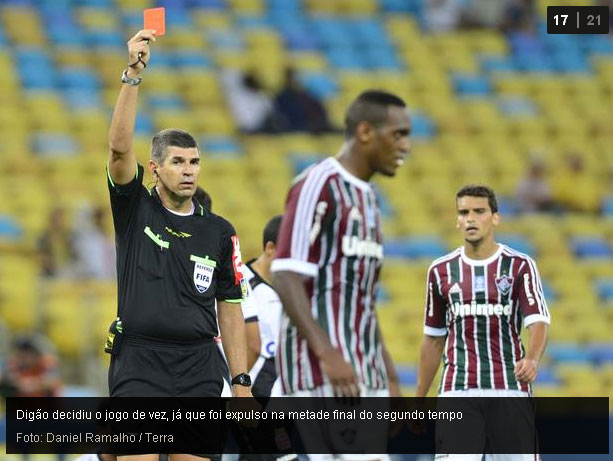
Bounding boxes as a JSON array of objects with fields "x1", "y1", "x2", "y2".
[{"x1": 0, "y1": 0, "x2": 611, "y2": 404}]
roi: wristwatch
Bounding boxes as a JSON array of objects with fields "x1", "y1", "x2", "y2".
[
  {"x1": 121, "y1": 69, "x2": 142, "y2": 86},
  {"x1": 231, "y1": 373, "x2": 252, "y2": 387}
]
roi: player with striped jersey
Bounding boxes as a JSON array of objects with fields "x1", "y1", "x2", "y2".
[
  {"x1": 417, "y1": 185, "x2": 549, "y2": 461},
  {"x1": 271, "y1": 91, "x2": 411, "y2": 403}
]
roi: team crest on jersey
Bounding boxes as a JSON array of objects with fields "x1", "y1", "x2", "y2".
[
  {"x1": 193, "y1": 262, "x2": 214, "y2": 293},
  {"x1": 495, "y1": 274, "x2": 513, "y2": 295}
]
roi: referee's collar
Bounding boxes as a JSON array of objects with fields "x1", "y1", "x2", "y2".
[{"x1": 149, "y1": 187, "x2": 207, "y2": 217}]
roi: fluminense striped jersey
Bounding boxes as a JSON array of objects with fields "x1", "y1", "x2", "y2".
[
  {"x1": 424, "y1": 244, "x2": 551, "y2": 394},
  {"x1": 271, "y1": 157, "x2": 387, "y2": 394}
]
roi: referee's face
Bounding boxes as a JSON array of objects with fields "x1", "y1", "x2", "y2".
[{"x1": 156, "y1": 146, "x2": 201, "y2": 199}]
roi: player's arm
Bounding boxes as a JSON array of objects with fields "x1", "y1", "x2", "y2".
[
  {"x1": 108, "y1": 29, "x2": 156, "y2": 185},
  {"x1": 416, "y1": 335, "x2": 445, "y2": 397},
  {"x1": 514, "y1": 257, "x2": 551, "y2": 384},
  {"x1": 416, "y1": 265, "x2": 448, "y2": 397},
  {"x1": 272, "y1": 270, "x2": 359, "y2": 398},
  {"x1": 245, "y1": 320, "x2": 261, "y2": 370},
  {"x1": 515, "y1": 322, "x2": 548, "y2": 384},
  {"x1": 218, "y1": 301, "x2": 251, "y2": 397}
]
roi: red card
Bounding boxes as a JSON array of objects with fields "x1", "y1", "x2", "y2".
[{"x1": 144, "y1": 7, "x2": 165, "y2": 36}]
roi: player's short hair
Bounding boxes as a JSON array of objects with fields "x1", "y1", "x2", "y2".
[
  {"x1": 263, "y1": 215, "x2": 283, "y2": 249},
  {"x1": 344, "y1": 90, "x2": 406, "y2": 139},
  {"x1": 194, "y1": 187, "x2": 212, "y2": 212},
  {"x1": 151, "y1": 129, "x2": 198, "y2": 163},
  {"x1": 456, "y1": 185, "x2": 499, "y2": 213}
]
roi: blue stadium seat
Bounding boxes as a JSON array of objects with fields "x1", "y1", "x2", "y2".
[
  {"x1": 480, "y1": 56, "x2": 516, "y2": 73},
  {"x1": 149, "y1": 50, "x2": 174, "y2": 68},
  {"x1": 547, "y1": 343, "x2": 591, "y2": 364},
  {"x1": 0, "y1": 215, "x2": 23, "y2": 241},
  {"x1": 147, "y1": 94, "x2": 186, "y2": 110},
  {"x1": 498, "y1": 97, "x2": 538, "y2": 117},
  {"x1": 551, "y1": 51, "x2": 590, "y2": 73},
  {"x1": 373, "y1": 185, "x2": 394, "y2": 218},
  {"x1": 571, "y1": 237, "x2": 612, "y2": 259},
  {"x1": 453, "y1": 73, "x2": 492, "y2": 96},
  {"x1": 496, "y1": 197, "x2": 520, "y2": 217},
  {"x1": 365, "y1": 46, "x2": 403, "y2": 70},
  {"x1": 31, "y1": 134, "x2": 79, "y2": 157},
  {"x1": 135, "y1": 113, "x2": 154, "y2": 135},
  {"x1": 601, "y1": 196, "x2": 613, "y2": 216},
  {"x1": 384, "y1": 237, "x2": 447, "y2": 259},
  {"x1": 62, "y1": 89, "x2": 102, "y2": 109},
  {"x1": 172, "y1": 51, "x2": 212, "y2": 68},
  {"x1": 268, "y1": 0, "x2": 301, "y2": 11},
  {"x1": 209, "y1": 30, "x2": 245, "y2": 50},
  {"x1": 189, "y1": 0, "x2": 227, "y2": 9},
  {"x1": 381, "y1": 0, "x2": 421, "y2": 14},
  {"x1": 290, "y1": 154, "x2": 321, "y2": 176},
  {"x1": 201, "y1": 137, "x2": 243, "y2": 156},
  {"x1": 497, "y1": 233, "x2": 535, "y2": 256},
  {"x1": 299, "y1": 72, "x2": 338, "y2": 99},
  {"x1": 120, "y1": 11, "x2": 145, "y2": 29},
  {"x1": 377, "y1": 285, "x2": 390, "y2": 303},
  {"x1": 86, "y1": 30, "x2": 125, "y2": 48},
  {"x1": 540, "y1": 280, "x2": 557, "y2": 302},
  {"x1": 397, "y1": 366, "x2": 418, "y2": 386},
  {"x1": 409, "y1": 112, "x2": 435, "y2": 139},
  {"x1": 534, "y1": 366, "x2": 560, "y2": 385},
  {"x1": 587, "y1": 344, "x2": 613, "y2": 365},
  {"x1": 327, "y1": 47, "x2": 367, "y2": 69},
  {"x1": 513, "y1": 54, "x2": 554, "y2": 73},
  {"x1": 58, "y1": 68, "x2": 101, "y2": 91},
  {"x1": 595, "y1": 278, "x2": 613, "y2": 302},
  {"x1": 236, "y1": 15, "x2": 272, "y2": 29},
  {"x1": 280, "y1": 26, "x2": 319, "y2": 51},
  {"x1": 164, "y1": 8, "x2": 193, "y2": 28},
  {"x1": 48, "y1": 28, "x2": 87, "y2": 46}
]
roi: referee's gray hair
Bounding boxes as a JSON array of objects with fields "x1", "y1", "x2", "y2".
[{"x1": 151, "y1": 129, "x2": 198, "y2": 163}]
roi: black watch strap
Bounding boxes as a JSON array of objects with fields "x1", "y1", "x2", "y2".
[{"x1": 231, "y1": 373, "x2": 251, "y2": 387}]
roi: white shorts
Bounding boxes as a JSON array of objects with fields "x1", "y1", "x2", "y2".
[{"x1": 435, "y1": 389, "x2": 539, "y2": 461}]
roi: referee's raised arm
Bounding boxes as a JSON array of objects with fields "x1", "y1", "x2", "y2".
[{"x1": 108, "y1": 29, "x2": 156, "y2": 185}]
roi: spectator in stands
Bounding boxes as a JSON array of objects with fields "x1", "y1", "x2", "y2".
[
  {"x1": 552, "y1": 152, "x2": 601, "y2": 214},
  {"x1": 0, "y1": 336, "x2": 61, "y2": 397},
  {"x1": 515, "y1": 156, "x2": 556, "y2": 213},
  {"x1": 38, "y1": 207, "x2": 76, "y2": 278},
  {"x1": 501, "y1": 0, "x2": 535, "y2": 32},
  {"x1": 221, "y1": 69, "x2": 276, "y2": 133},
  {"x1": 273, "y1": 67, "x2": 332, "y2": 134},
  {"x1": 423, "y1": 0, "x2": 462, "y2": 33},
  {"x1": 73, "y1": 205, "x2": 115, "y2": 280}
]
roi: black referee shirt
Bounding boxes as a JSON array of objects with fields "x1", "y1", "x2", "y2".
[{"x1": 108, "y1": 164, "x2": 245, "y2": 343}]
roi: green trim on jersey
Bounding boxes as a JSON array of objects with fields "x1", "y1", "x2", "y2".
[
  {"x1": 474, "y1": 265, "x2": 492, "y2": 389},
  {"x1": 449, "y1": 258, "x2": 464, "y2": 390},
  {"x1": 190, "y1": 254, "x2": 217, "y2": 268},
  {"x1": 223, "y1": 298, "x2": 243, "y2": 304},
  {"x1": 499, "y1": 255, "x2": 519, "y2": 390},
  {"x1": 144, "y1": 226, "x2": 170, "y2": 249}
]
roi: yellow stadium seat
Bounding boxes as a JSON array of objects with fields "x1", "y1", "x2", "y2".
[
  {"x1": 193, "y1": 10, "x2": 232, "y2": 30},
  {"x1": 228, "y1": 0, "x2": 265, "y2": 14},
  {"x1": 339, "y1": 0, "x2": 378, "y2": 14},
  {"x1": 76, "y1": 8, "x2": 118, "y2": 29},
  {"x1": 287, "y1": 52, "x2": 328, "y2": 72}
]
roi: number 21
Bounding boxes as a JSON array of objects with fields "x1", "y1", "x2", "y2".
[{"x1": 587, "y1": 15, "x2": 600, "y2": 26}]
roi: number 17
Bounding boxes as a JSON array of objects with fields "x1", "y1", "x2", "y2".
[{"x1": 554, "y1": 14, "x2": 568, "y2": 26}]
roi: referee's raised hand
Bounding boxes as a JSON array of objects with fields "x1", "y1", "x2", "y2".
[{"x1": 126, "y1": 29, "x2": 156, "y2": 77}]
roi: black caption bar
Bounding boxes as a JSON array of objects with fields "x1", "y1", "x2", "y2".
[
  {"x1": 547, "y1": 6, "x2": 609, "y2": 34},
  {"x1": 5, "y1": 397, "x2": 610, "y2": 454}
]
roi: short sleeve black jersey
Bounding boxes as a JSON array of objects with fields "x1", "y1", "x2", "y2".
[{"x1": 108, "y1": 164, "x2": 246, "y2": 343}]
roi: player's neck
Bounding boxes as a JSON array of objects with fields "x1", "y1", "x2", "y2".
[
  {"x1": 464, "y1": 239, "x2": 498, "y2": 260},
  {"x1": 156, "y1": 186, "x2": 193, "y2": 214},
  {"x1": 251, "y1": 255, "x2": 271, "y2": 283},
  {"x1": 336, "y1": 142, "x2": 373, "y2": 182}
]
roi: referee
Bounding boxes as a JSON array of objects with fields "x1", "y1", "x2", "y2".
[{"x1": 106, "y1": 27, "x2": 252, "y2": 409}]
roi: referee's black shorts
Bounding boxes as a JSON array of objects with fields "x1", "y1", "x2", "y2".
[{"x1": 109, "y1": 335, "x2": 223, "y2": 397}]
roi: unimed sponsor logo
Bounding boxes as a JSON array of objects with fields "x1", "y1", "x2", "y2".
[
  {"x1": 342, "y1": 236, "x2": 383, "y2": 259},
  {"x1": 450, "y1": 302, "x2": 512, "y2": 318}
]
